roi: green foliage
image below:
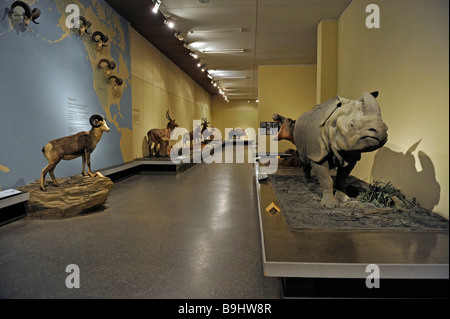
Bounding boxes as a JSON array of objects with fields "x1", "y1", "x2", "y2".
[{"x1": 357, "y1": 181, "x2": 417, "y2": 208}]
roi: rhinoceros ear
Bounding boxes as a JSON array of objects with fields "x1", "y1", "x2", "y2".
[{"x1": 362, "y1": 91, "x2": 381, "y2": 115}]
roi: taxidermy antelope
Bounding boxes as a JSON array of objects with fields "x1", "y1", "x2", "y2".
[
  {"x1": 8, "y1": 1, "x2": 41, "y2": 31},
  {"x1": 98, "y1": 58, "x2": 117, "y2": 77},
  {"x1": 147, "y1": 111, "x2": 179, "y2": 157},
  {"x1": 183, "y1": 118, "x2": 210, "y2": 148},
  {"x1": 40, "y1": 115, "x2": 110, "y2": 191}
]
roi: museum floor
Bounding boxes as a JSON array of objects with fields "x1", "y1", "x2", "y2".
[{"x1": 0, "y1": 145, "x2": 282, "y2": 298}]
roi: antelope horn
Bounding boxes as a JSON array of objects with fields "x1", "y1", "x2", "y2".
[{"x1": 166, "y1": 110, "x2": 172, "y2": 121}]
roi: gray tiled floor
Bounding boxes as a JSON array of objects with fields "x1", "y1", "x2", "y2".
[{"x1": 0, "y1": 148, "x2": 281, "y2": 298}]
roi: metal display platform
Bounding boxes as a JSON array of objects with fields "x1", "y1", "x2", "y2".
[{"x1": 254, "y1": 161, "x2": 449, "y2": 298}]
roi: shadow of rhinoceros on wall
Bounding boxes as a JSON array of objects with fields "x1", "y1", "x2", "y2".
[{"x1": 371, "y1": 139, "x2": 440, "y2": 212}]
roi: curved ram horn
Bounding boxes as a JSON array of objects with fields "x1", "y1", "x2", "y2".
[
  {"x1": 89, "y1": 114, "x2": 104, "y2": 128},
  {"x1": 98, "y1": 58, "x2": 116, "y2": 70},
  {"x1": 77, "y1": 16, "x2": 91, "y2": 33},
  {"x1": 92, "y1": 31, "x2": 108, "y2": 46},
  {"x1": 108, "y1": 75, "x2": 123, "y2": 86},
  {"x1": 101, "y1": 34, "x2": 109, "y2": 47},
  {"x1": 10, "y1": 1, "x2": 31, "y2": 17},
  {"x1": 92, "y1": 31, "x2": 102, "y2": 42},
  {"x1": 98, "y1": 58, "x2": 109, "y2": 68},
  {"x1": 31, "y1": 8, "x2": 40, "y2": 24},
  {"x1": 108, "y1": 60, "x2": 116, "y2": 70}
]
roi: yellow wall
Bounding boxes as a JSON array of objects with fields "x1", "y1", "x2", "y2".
[
  {"x1": 130, "y1": 27, "x2": 211, "y2": 158},
  {"x1": 316, "y1": 20, "x2": 338, "y2": 104},
  {"x1": 211, "y1": 97, "x2": 259, "y2": 140},
  {"x1": 258, "y1": 65, "x2": 317, "y2": 153},
  {"x1": 338, "y1": 0, "x2": 449, "y2": 217}
]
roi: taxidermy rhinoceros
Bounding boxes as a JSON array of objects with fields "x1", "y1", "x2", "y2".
[{"x1": 273, "y1": 91, "x2": 388, "y2": 208}]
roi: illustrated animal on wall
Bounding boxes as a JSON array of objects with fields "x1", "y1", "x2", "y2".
[
  {"x1": 40, "y1": 115, "x2": 110, "y2": 191},
  {"x1": 98, "y1": 58, "x2": 117, "y2": 77},
  {"x1": 147, "y1": 111, "x2": 179, "y2": 157},
  {"x1": 8, "y1": 1, "x2": 41, "y2": 31},
  {"x1": 92, "y1": 31, "x2": 108, "y2": 48},
  {"x1": 75, "y1": 16, "x2": 92, "y2": 36},
  {"x1": 273, "y1": 91, "x2": 388, "y2": 208},
  {"x1": 183, "y1": 118, "x2": 210, "y2": 148}
]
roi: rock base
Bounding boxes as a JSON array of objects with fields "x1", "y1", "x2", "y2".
[{"x1": 17, "y1": 175, "x2": 114, "y2": 219}]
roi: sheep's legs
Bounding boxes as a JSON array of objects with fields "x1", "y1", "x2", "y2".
[
  {"x1": 40, "y1": 160, "x2": 60, "y2": 191},
  {"x1": 84, "y1": 151, "x2": 95, "y2": 177},
  {"x1": 81, "y1": 154, "x2": 88, "y2": 176}
]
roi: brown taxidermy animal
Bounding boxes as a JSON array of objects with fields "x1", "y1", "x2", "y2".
[
  {"x1": 40, "y1": 115, "x2": 110, "y2": 191},
  {"x1": 147, "y1": 110, "x2": 179, "y2": 157}
]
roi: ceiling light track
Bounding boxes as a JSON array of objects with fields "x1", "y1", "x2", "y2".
[
  {"x1": 189, "y1": 28, "x2": 243, "y2": 34},
  {"x1": 201, "y1": 49, "x2": 245, "y2": 54}
]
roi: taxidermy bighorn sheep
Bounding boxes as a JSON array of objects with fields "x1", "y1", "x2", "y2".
[
  {"x1": 98, "y1": 58, "x2": 117, "y2": 76},
  {"x1": 147, "y1": 111, "x2": 179, "y2": 157},
  {"x1": 92, "y1": 31, "x2": 108, "y2": 48},
  {"x1": 108, "y1": 75, "x2": 123, "y2": 90},
  {"x1": 8, "y1": 1, "x2": 41, "y2": 31},
  {"x1": 75, "y1": 16, "x2": 91, "y2": 35},
  {"x1": 183, "y1": 118, "x2": 210, "y2": 148},
  {"x1": 273, "y1": 91, "x2": 388, "y2": 208},
  {"x1": 40, "y1": 115, "x2": 110, "y2": 191}
]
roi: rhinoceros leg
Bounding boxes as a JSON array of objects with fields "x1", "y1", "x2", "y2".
[
  {"x1": 302, "y1": 165, "x2": 311, "y2": 179},
  {"x1": 311, "y1": 161, "x2": 336, "y2": 208},
  {"x1": 334, "y1": 161, "x2": 357, "y2": 203}
]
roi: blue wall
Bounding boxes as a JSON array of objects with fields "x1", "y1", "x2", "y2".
[{"x1": 0, "y1": 0, "x2": 132, "y2": 189}]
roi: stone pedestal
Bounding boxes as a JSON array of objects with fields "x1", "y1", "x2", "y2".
[{"x1": 17, "y1": 175, "x2": 114, "y2": 219}]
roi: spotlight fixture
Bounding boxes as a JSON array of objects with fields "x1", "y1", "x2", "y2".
[
  {"x1": 174, "y1": 32, "x2": 183, "y2": 41},
  {"x1": 183, "y1": 42, "x2": 191, "y2": 50},
  {"x1": 152, "y1": 0, "x2": 161, "y2": 13},
  {"x1": 164, "y1": 18, "x2": 174, "y2": 28},
  {"x1": 189, "y1": 51, "x2": 198, "y2": 59}
]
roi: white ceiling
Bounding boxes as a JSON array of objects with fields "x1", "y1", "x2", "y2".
[{"x1": 158, "y1": 0, "x2": 352, "y2": 100}]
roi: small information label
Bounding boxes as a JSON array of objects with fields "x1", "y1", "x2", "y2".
[{"x1": 67, "y1": 97, "x2": 90, "y2": 134}]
